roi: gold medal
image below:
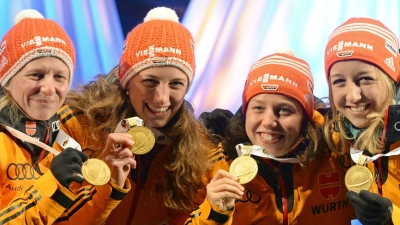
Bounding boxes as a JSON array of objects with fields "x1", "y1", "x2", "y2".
[
  {"x1": 345, "y1": 155, "x2": 373, "y2": 193},
  {"x1": 229, "y1": 145, "x2": 258, "y2": 184},
  {"x1": 82, "y1": 158, "x2": 111, "y2": 186},
  {"x1": 127, "y1": 126, "x2": 155, "y2": 155}
]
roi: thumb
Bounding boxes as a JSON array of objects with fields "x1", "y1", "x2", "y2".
[{"x1": 359, "y1": 190, "x2": 392, "y2": 210}]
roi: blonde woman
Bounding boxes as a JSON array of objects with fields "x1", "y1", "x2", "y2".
[{"x1": 323, "y1": 17, "x2": 399, "y2": 225}]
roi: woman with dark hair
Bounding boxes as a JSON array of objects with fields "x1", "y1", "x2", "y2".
[{"x1": 187, "y1": 48, "x2": 356, "y2": 224}]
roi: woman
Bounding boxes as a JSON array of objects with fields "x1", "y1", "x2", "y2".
[
  {"x1": 58, "y1": 7, "x2": 228, "y2": 224},
  {"x1": 187, "y1": 48, "x2": 356, "y2": 224},
  {"x1": 323, "y1": 17, "x2": 400, "y2": 225},
  {"x1": 0, "y1": 9, "x2": 133, "y2": 224}
]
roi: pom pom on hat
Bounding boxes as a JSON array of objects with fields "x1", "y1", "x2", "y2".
[
  {"x1": 0, "y1": 9, "x2": 76, "y2": 87},
  {"x1": 14, "y1": 9, "x2": 44, "y2": 24},
  {"x1": 144, "y1": 7, "x2": 179, "y2": 22},
  {"x1": 324, "y1": 17, "x2": 400, "y2": 83},
  {"x1": 118, "y1": 6, "x2": 195, "y2": 90},
  {"x1": 275, "y1": 46, "x2": 296, "y2": 56},
  {"x1": 242, "y1": 47, "x2": 314, "y2": 119}
]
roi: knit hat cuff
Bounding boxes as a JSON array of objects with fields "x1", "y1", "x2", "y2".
[
  {"x1": 0, "y1": 46, "x2": 74, "y2": 86},
  {"x1": 120, "y1": 56, "x2": 193, "y2": 89},
  {"x1": 324, "y1": 17, "x2": 400, "y2": 83}
]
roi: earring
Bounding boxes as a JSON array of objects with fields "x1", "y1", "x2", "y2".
[{"x1": 126, "y1": 90, "x2": 129, "y2": 95}]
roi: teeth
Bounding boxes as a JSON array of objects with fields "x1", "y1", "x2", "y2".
[
  {"x1": 148, "y1": 105, "x2": 168, "y2": 112},
  {"x1": 261, "y1": 134, "x2": 280, "y2": 141},
  {"x1": 351, "y1": 106, "x2": 365, "y2": 112}
]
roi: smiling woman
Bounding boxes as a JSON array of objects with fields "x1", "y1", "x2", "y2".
[
  {"x1": 245, "y1": 93, "x2": 305, "y2": 157},
  {"x1": 6, "y1": 57, "x2": 69, "y2": 121},
  {"x1": 329, "y1": 61, "x2": 392, "y2": 129},
  {"x1": 58, "y1": 6, "x2": 229, "y2": 225},
  {"x1": 126, "y1": 66, "x2": 189, "y2": 128},
  {"x1": 323, "y1": 17, "x2": 400, "y2": 225},
  {"x1": 0, "y1": 9, "x2": 83, "y2": 224},
  {"x1": 0, "y1": 9, "x2": 134, "y2": 225},
  {"x1": 186, "y1": 48, "x2": 357, "y2": 224}
]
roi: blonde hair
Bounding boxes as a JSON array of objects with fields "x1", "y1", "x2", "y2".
[
  {"x1": 65, "y1": 69, "x2": 213, "y2": 211},
  {"x1": 323, "y1": 67, "x2": 396, "y2": 155},
  {"x1": 0, "y1": 89, "x2": 25, "y2": 125}
]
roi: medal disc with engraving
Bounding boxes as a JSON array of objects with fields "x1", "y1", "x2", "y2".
[
  {"x1": 345, "y1": 165, "x2": 373, "y2": 193},
  {"x1": 229, "y1": 156, "x2": 258, "y2": 184},
  {"x1": 127, "y1": 126, "x2": 155, "y2": 155},
  {"x1": 82, "y1": 158, "x2": 111, "y2": 186}
]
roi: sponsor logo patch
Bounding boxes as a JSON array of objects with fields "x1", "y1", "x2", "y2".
[
  {"x1": 337, "y1": 50, "x2": 353, "y2": 57},
  {"x1": 261, "y1": 84, "x2": 279, "y2": 90}
]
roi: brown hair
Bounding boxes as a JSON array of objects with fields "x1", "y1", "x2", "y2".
[
  {"x1": 0, "y1": 89, "x2": 23, "y2": 125},
  {"x1": 223, "y1": 105, "x2": 325, "y2": 167},
  {"x1": 65, "y1": 68, "x2": 213, "y2": 211}
]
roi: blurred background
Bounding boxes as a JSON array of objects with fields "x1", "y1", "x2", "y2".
[{"x1": 1, "y1": 0, "x2": 399, "y2": 116}]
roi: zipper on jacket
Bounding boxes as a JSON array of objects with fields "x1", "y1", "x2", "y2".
[
  {"x1": 126, "y1": 156, "x2": 142, "y2": 225},
  {"x1": 32, "y1": 125, "x2": 50, "y2": 170},
  {"x1": 275, "y1": 168, "x2": 289, "y2": 225},
  {"x1": 263, "y1": 159, "x2": 290, "y2": 225},
  {"x1": 375, "y1": 158, "x2": 383, "y2": 195}
]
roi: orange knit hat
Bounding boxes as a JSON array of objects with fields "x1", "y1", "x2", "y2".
[
  {"x1": 0, "y1": 9, "x2": 75, "y2": 87},
  {"x1": 242, "y1": 47, "x2": 314, "y2": 119},
  {"x1": 118, "y1": 7, "x2": 195, "y2": 89},
  {"x1": 325, "y1": 17, "x2": 400, "y2": 83}
]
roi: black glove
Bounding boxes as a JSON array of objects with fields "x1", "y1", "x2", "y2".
[
  {"x1": 199, "y1": 108, "x2": 233, "y2": 136},
  {"x1": 347, "y1": 190, "x2": 392, "y2": 225},
  {"x1": 50, "y1": 148, "x2": 89, "y2": 188}
]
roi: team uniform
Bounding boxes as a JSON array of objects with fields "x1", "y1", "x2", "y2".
[
  {"x1": 0, "y1": 114, "x2": 129, "y2": 224},
  {"x1": 322, "y1": 16, "x2": 400, "y2": 225},
  {"x1": 58, "y1": 105, "x2": 230, "y2": 225},
  {"x1": 0, "y1": 8, "x2": 131, "y2": 225},
  {"x1": 186, "y1": 111, "x2": 357, "y2": 225},
  {"x1": 337, "y1": 105, "x2": 400, "y2": 224}
]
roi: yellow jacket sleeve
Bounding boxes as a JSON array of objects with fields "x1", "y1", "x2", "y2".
[
  {"x1": 53, "y1": 179, "x2": 130, "y2": 225},
  {"x1": 0, "y1": 170, "x2": 77, "y2": 224},
  {"x1": 185, "y1": 144, "x2": 233, "y2": 225},
  {"x1": 56, "y1": 105, "x2": 131, "y2": 224},
  {"x1": 186, "y1": 198, "x2": 233, "y2": 225},
  {"x1": 0, "y1": 131, "x2": 77, "y2": 225}
]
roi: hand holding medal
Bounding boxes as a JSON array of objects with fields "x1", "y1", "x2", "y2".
[
  {"x1": 206, "y1": 169, "x2": 244, "y2": 211},
  {"x1": 229, "y1": 144, "x2": 258, "y2": 184},
  {"x1": 5, "y1": 126, "x2": 112, "y2": 186},
  {"x1": 99, "y1": 117, "x2": 155, "y2": 187},
  {"x1": 57, "y1": 129, "x2": 112, "y2": 186},
  {"x1": 60, "y1": 115, "x2": 158, "y2": 187},
  {"x1": 116, "y1": 117, "x2": 156, "y2": 155},
  {"x1": 81, "y1": 158, "x2": 111, "y2": 186}
]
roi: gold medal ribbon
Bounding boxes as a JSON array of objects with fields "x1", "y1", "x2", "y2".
[
  {"x1": 350, "y1": 146, "x2": 400, "y2": 164},
  {"x1": 5, "y1": 126, "x2": 110, "y2": 186},
  {"x1": 235, "y1": 144, "x2": 299, "y2": 163},
  {"x1": 114, "y1": 117, "x2": 171, "y2": 145}
]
